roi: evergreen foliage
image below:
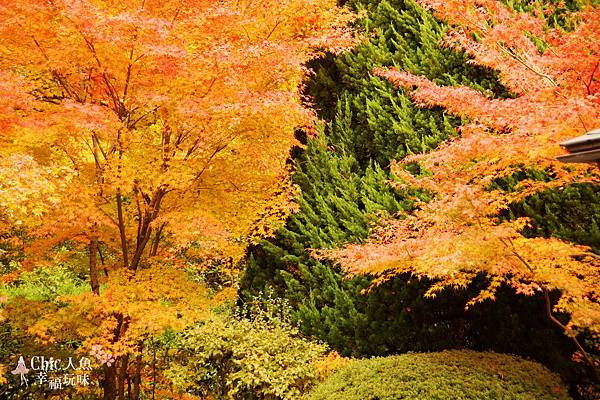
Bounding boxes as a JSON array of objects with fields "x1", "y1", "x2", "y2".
[
  {"x1": 240, "y1": 0, "x2": 598, "y2": 391},
  {"x1": 493, "y1": 171, "x2": 600, "y2": 253},
  {"x1": 306, "y1": 350, "x2": 571, "y2": 400},
  {"x1": 306, "y1": 0, "x2": 509, "y2": 167},
  {"x1": 241, "y1": 0, "x2": 565, "y2": 357},
  {"x1": 509, "y1": 183, "x2": 600, "y2": 254}
]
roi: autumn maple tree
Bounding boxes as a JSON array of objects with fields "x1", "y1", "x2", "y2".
[
  {"x1": 0, "y1": 0, "x2": 354, "y2": 398},
  {"x1": 322, "y1": 0, "x2": 600, "y2": 375}
]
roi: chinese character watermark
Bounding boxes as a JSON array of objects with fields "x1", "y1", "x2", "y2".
[{"x1": 8, "y1": 353, "x2": 96, "y2": 391}]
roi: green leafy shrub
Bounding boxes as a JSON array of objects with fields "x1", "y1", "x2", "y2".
[
  {"x1": 165, "y1": 305, "x2": 328, "y2": 400},
  {"x1": 0, "y1": 264, "x2": 87, "y2": 303},
  {"x1": 306, "y1": 350, "x2": 571, "y2": 400}
]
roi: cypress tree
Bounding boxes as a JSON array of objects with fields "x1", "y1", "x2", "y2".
[
  {"x1": 242, "y1": 0, "x2": 526, "y2": 355},
  {"x1": 239, "y1": 0, "x2": 598, "y2": 386}
]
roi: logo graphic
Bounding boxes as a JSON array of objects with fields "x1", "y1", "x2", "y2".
[
  {"x1": 9, "y1": 354, "x2": 93, "y2": 390},
  {"x1": 11, "y1": 356, "x2": 29, "y2": 388}
]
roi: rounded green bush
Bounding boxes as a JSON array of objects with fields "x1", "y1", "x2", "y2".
[{"x1": 306, "y1": 350, "x2": 570, "y2": 400}]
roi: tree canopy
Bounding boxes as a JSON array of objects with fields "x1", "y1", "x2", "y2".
[{"x1": 0, "y1": 0, "x2": 354, "y2": 397}]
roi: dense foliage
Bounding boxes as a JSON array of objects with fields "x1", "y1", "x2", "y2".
[
  {"x1": 505, "y1": 183, "x2": 600, "y2": 254},
  {"x1": 307, "y1": 350, "x2": 571, "y2": 400},
  {"x1": 329, "y1": 0, "x2": 600, "y2": 365},
  {"x1": 240, "y1": 0, "x2": 598, "y2": 384},
  {"x1": 240, "y1": 0, "x2": 501, "y2": 352},
  {"x1": 1, "y1": 0, "x2": 598, "y2": 399},
  {"x1": 0, "y1": 0, "x2": 354, "y2": 398},
  {"x1": 164, "y1": 303, "x2": 328, "y2": 400}
]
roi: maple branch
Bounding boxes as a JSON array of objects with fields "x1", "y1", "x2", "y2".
[
  {"x1": 193, "y1": 143, "x2": 229, "y2": 182},
  {"x1": 149, "y1": 222, "x2": 166, "y2": 257},
  {"x1": 198, "y1": 78, "x2": 217, "y2": 99},
  {"x1": 88, "y1": 133, "x2": 116, "y2": 164},
  {"x1": 123, "y1": 47, "x2": 135, "y2": 104},
  {"x1": 170, "y1": 6, "x2": 181, "y2": 29},
  {"x1": 575, "y1": 252, "x2": 600, "y2": 260},
  {"x1": 30, "y1": 35, "x2": 49, "y2": 62},
  {"x1": 161, "y1": 125, "x2": 172, "y2": 172},
  {"x1": 89, "y1": 226, "x2": 100, "y2": 295},
  {"x1": 584, "y1": 59, "x2": 599, "y2": 96},
  {"x1": 80, "y1": 67, "x2": 93, "y2": 103},
  {"x1": 501, "y1": 237, "x2": 534, "y2": 273},
  {"x1": 31, "y1": 34, "x2": 73, "y2": 100},
  {"x1": 127, "y1": 105, "x2": 159, "y2": 130},
  {"x1": 130, "y1": 185, "x2": 167, "y2": 271},
  {"x1": 93, "y1": 133, "x2": 114, "y2": 162},
  {"x1": 486, "y1": 39, "x2": 589, "y2": 133},
  {"x1": 123, "y1": 19, "x2": 143, "y2": 106},
  {"x1": 90, "y1": 135, "x2": 103, "y2": 170},
  {"x1": 97, "y1": 244, "x2": 109, "y2": 277},
  {"x1": 134, "y1": 183, "x2": 143, "y2": 242},
  {"x1": 228, "y1": 180, "x2": 240, "y2": 191},
  {"x1": 89, "y1": 134, "x2": 108, "y2": 198},
  {"x1": 497, "y1": 44, "x2": 557, "y2": 87},
  {"x1": 192, "y1": 128, "x2": 253, "y2": 183},
  {"x1": 97, "y1": 206, "x2": 119, "y2": 227},
  {"x1": 241, "y1": 25, "x2": 252, "y2": 41},
  {"x1": 243, "y1": 0, "x2": 256, "y2": 15},
  {"x1": 174, "y1": 124, "x2": 198, "y2": 151},
  {"x1": 58, "y1": 145, "x2": 79, "y2": 171},
  {"x1": 83, "y1": 36, "x2": 120, "y2": 111},
  {"x1": 183, "y1": 118, "x2": 212, "y2": 160},
  {"x1": 116, "y1": 129, "x2": 129, "y2": 270},
  {"x1": 53, "y1": 70, "x2": 83, "y2": 102},
  {"x1": 116, "y1": 190, "x2": 129, "y2": 270},
  {"x1": 502, "y1": 237, "x2": 599, "y2": 380},
  {"x1": 542, "y1": 288, "x2": 599, "y2": 382},
  {"x1": 72, "y1": 24, "x2": 127, "y2": 119},
  {"x1": 30, "y1": 34, "x2": 84, "y2": 102},
  {"x1": 265, "y1": 16, "x2": 285, "y2": 41}
]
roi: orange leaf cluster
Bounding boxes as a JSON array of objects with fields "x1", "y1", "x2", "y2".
[{"x1": 0, "y1": 0, "x2": 356, "y2": 266}]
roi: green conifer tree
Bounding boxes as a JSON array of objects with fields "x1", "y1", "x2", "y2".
[
  {"x1": 240, "y1": 0, "x2": 598, "y2": 386},
  {"x1": 242, "y1": 0, "x2": 534, "y2": 357}
]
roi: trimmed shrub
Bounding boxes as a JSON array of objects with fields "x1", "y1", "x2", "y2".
[{"x1": 306, "y1": 350, "x2": 571, "y2": 400}]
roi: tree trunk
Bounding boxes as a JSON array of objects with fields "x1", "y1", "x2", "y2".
[
  {"x1": 89, "y1": 234, "x2": 100, "y2": 295},
  {"x1": 152, "y1": 341, "x2": 157, "y2": 400},
  {"x1": 103, "y1": 314, "x2": 130, "y2": 400},
  {"x1": 116, "y1": 190, "x2": 129, "y2": 270},
  {"x1": 131, "y1": 349, "x2": 143, "y2": 400},
  {"x1": 130, "y1": 186, "x2": 166, "y2": 271},
  {"x1": 117, "y1": 355, "x2": 129, "y2": 400},
  {"x1": 103, "y1": 364, "x2": 118, "y2": 400}
]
